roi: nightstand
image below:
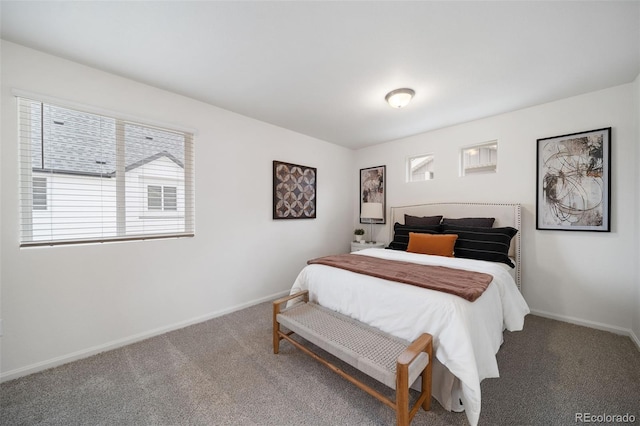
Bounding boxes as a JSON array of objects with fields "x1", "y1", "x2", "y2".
[{"x1": 350, "y1": 241, "x2": 386, "y2": 252}]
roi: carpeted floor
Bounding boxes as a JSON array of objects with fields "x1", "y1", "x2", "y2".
[{"x1": 1, "y1": 300, "x2": 639, "y2": 425}]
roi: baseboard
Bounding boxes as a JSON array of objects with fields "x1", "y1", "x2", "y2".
[
  {"x1": 0, "y1": 289, "x2": 290, "y2": 383},
  {"x1": 530, "y1": 309, "x2": 639, "y2": 350},
  {"x1": 630, "y1": 329, "x2": 640, "y2": 352}
]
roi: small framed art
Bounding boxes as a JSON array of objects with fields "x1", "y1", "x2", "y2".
[
  {"x1": 359, "y1": 165, "x2": 386, "y2": 225},
  {"x1": 536, "y1": 127, "x2": 611, "y2": 231}
]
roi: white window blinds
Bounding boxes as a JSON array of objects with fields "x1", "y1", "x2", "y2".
[{"x1": 18, "y1": 97, "x2": 195, "y2": 247}]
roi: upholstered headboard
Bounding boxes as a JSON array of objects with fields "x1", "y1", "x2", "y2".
[{"x1": 389, "y1": 202, "x2": 522, "y2": 290}]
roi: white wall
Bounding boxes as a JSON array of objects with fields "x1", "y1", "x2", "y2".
[
  {"x1": 355, "y1": 84, "x2": 638, "y2": 336},
  {"x1": 0, "y1": 41, "x2": 354, "y2": 379}
]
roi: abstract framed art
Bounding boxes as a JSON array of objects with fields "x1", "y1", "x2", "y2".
[
  {"x1": 359, "y1": 165, "x2": 386, "y2": 225},
  {"x1": 273, "y1": 160, "x2": 317, "y2": 220},
  {"x1": 536, "y1": 127, "x2": 611, "y2": 232}
]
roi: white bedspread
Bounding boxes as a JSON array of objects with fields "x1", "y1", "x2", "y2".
[{"x1": 290, "y1": 248, "x2": 530, "y2": 426}]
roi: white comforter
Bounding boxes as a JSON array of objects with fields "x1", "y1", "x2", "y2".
[{"x1": 290, "y1": 248, "x2": 530, "y2": 426}]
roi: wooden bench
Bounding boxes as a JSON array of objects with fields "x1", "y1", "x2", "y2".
[{"x1": 273, "y1": 290, "x2": 433, "y2": 426}]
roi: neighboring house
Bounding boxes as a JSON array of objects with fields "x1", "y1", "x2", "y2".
[
  {"x1": 25, "y1": 101, "x2": 186, "y2": 242},
  {"x1": 409, "y1": 155, "x2": 434, "y2": 181}
]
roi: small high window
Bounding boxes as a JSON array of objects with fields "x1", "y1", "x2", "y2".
[
  {"x1": 407, "y1": 154, "x2": 434, "y2": 182},
  {"x1": 461, "y1": 141, "x2": 497, "y2": 176}
]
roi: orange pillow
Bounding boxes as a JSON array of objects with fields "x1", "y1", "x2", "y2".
[{"x1": 406, "y1": 233, "x2": 458, "y2": 257}]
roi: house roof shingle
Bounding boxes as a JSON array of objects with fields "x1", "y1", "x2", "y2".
[{"x1": 28, "y1": 102, "x2": 185, "y2": 176}]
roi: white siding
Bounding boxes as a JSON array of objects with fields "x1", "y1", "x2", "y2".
[
  {"x1": 30, "y1": 157, "x2": 186, "y2": 241},
  {"x1": 31, "y1": 173, "x2": 117, "y2": 241},
  {"x1": 126, "y1": 157, "x2": 186, "y2": 235}
]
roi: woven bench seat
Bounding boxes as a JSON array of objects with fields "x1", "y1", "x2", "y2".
[{"x1": 273, "y1": 290, "x2": 432, "y2": 426}]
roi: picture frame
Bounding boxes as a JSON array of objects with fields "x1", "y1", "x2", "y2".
[
  {"x1": 273, "y1": 161, "x2": 317, "y2": 220},
  {"x1": 536, "y1": 127, "x2": 611, "y2": 232},
  {"x1": 359, "y1": 165, "x2": 386, "y2": 224}
]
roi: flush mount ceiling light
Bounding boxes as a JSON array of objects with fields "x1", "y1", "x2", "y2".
[{"x1": 385, "y1": 88, "x2": 415, "y2": 108}]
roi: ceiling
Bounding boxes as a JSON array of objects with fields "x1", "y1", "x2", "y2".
[{"x1": 1, "y1": 1, "x2": 639, "y2": 149}]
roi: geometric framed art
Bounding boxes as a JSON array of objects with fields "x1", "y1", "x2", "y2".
[
  {"x1": 273, "y1": 160, "x2": 317, "y2": 219},
  {"x1": 536, "y1": 127, "x2": 611, "y2": 232},
  {"x1": 359, "y1": 165, "x2": 386, "y2": 225}
]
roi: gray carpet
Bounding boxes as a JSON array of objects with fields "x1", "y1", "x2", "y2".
[{"x1": 1, "y1": 300, "x2": 639, "y2": 426}]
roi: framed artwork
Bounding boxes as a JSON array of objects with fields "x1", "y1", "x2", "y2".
[
  {"x1": 536, "y1": 127, "x2": 611, "y2": 232},
  {"x1": 273, "y1": 160, "x2": 317, "y2": 219},
  {"x1": 359, "y1": 165, "x2": 386, "y2": 224}
]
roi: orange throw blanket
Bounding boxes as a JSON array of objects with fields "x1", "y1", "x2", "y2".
[{"x1": 307, "y1": 254, "x2": 492, "y2": 302}]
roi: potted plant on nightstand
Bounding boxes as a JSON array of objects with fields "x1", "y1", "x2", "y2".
[{"x1": 354, "y1": 228, "x2": 365, "y2": 242}]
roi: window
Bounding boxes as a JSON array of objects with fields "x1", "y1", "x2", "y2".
[
  {"x1": 32, "y1": 177, "x2": 47, "y2": 210},
  {"x1": 148, "y1": 185, "x2": 163, "y2": 211},
  {"x1": 18, "y1": 97, "x2": 195, "y2": 246},
  {"x1": 461, "y1": 141, "x2": 497, "y2": 176},
  {"x1": 148, "y1": 185, "x2": 177, "y2": 211},
  {"x1": 163, "y1": 186, "x2": 177, "y2": 211},
  {"x1": 407, "y1": 154, "x2": 434, "y2": 182}
]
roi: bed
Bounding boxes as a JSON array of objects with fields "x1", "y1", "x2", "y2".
[{"x1": 289, "y1": 202, "x2": 530, "y2": 426}]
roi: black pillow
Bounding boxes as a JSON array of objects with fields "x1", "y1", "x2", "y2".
[
  {"x1": 442, "y1": 224, "x2": 517, "y2": 267},
  {"x1": 387, "y1": 223, "x2": 441, "y2": 251},
  {"x1": 442, "y1": 217, "x2": 495, "y2": 227},
  {"x1": 404, "y1": 214, "x2": 443, "y2": 226}
]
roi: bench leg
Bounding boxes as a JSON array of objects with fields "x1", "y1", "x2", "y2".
[
  {"x1": 396, "y1": 364, "x2": 409, "y2": 426},
  {"x1": 421, "y1": 368, "x2": 431, "y2": 411},
  {"x1": 422, "y1": 339, "x2": 433, "y2": 411},
  {"x1": 272, "y1": 290, "x2": 310, "y2": 355},
  {"x1": 273, "y1": 303, "x2": 281, "y2": 354}
]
